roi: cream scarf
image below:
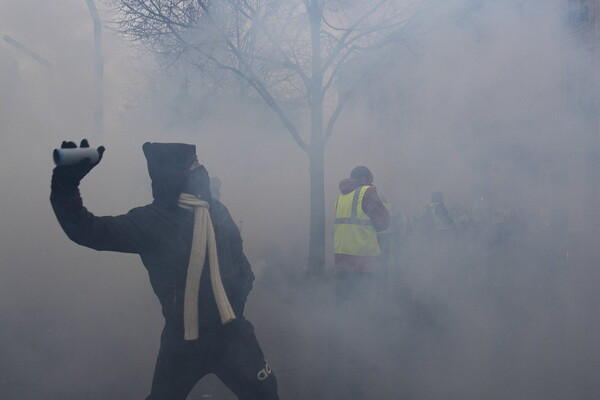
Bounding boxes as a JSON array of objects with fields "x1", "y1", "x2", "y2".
[{"x1": 178, "y1": 193, "x2": 236, "y2": 340}]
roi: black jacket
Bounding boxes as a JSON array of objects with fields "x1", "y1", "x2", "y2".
[{"x1": 50, "y1": 143, "x2": 254, "y2": 335}]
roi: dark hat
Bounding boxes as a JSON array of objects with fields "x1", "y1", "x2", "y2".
[
  {"x1": 350, "y1": 166, "x2": 373, "y2": 181},
  {"x1": 142, "y1": 142, "x2": 197, "y2": 206}
]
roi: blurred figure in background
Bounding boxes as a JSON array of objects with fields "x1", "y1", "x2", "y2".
[
  {"x1": 334, "y1": 166, "x2": 390, "y2": 303},
  {"x1": 421, "y1": 191, "x2": 456, "y2": 240},
  {"x1": 332, "y1": 165, "x2": 390, "y2": 399},
  {"x1": 472, "y1": 194, "x2": 493, "y2": 243},
  {"x1": 210, "y1": 176, "x2": 222, "y2": 202},
  {"x1": 376, "y1": 194, "x2": 395, "y2": 280}
]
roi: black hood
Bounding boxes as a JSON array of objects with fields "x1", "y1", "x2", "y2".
[{"x1": 142, "y1": 142, "x2": 197, "y2": 207}]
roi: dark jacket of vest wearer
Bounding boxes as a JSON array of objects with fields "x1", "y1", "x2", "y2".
[{"x1": 50, "y1": 143, "x2": 254, "y2": 336}]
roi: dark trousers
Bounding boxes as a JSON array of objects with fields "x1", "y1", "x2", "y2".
[{"x1": 147, "y1": 317, "x2": 279, "y2": 400}]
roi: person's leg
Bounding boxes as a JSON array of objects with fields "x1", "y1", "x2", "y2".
[
  {"x1": 213, "y1": 318, "x2": 279, "y2": 400},
  {"x1": 146, "y1": 328, "x2": 211, "y2": 400}
]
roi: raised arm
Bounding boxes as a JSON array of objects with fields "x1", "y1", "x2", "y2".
[{"x1": 50, "y1": 140, "x2": 144, "y2": 254}]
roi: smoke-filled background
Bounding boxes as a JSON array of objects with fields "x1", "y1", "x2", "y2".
[{"x1": 1, "y1": 0, "x2": 599, "y2": 399}]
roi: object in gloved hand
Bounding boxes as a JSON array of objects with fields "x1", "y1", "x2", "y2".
[
  {"x1": 52, "y1": 139, "x2": 105, "y2": 186},
  {"x1": 53, "y1": 140, "x2": 102, "y2": 166}
]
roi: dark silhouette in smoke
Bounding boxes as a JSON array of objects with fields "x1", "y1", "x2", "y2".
[{"x1": 49, "y1": 140, "x2": 279, "y2": 399}]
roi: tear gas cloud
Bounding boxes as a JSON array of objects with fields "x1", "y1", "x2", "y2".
[{"x1": 1, "y1": 0, "x2": 599, "y2": 399}]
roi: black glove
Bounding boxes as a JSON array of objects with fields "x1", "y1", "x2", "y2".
[{"x1": 52, "y1": 139, "x2": 105, "y2": 187}]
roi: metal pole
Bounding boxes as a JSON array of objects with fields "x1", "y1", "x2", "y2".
[{"x1": 85, "y1": 0, "x2": 104, "y2": 139}]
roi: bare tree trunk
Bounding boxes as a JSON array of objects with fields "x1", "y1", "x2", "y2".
[{"x1": 308, "y1": 144, "x2": 326, "y2": 274}]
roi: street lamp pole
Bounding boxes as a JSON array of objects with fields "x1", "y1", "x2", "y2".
[{"x1": 85, "y1": 0, "x2": 103, "y2": 139}]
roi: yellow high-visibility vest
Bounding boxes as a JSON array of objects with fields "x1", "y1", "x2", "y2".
[{"x1": 334, "y1": 185, "x2": 380, "y2": 256}]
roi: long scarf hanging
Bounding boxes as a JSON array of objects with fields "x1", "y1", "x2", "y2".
[{"x1": 178, "y1": 193, "x2": 236, "y2": 340}]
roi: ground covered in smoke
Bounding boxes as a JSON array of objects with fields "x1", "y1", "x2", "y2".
[{"x1": 246, "y1": 218, "x2": 600, "y2": 400}]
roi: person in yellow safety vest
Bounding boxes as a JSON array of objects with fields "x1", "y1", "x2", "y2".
[
  {"x1": 331, "y1": 167, "x2": 390, "y2": 400},
  {"x1": 334, "y1": 166, "x2": 390, "y2": 303}
]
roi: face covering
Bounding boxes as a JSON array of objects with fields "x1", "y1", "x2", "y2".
[{"x1": 184, "y1": 165, "x2": 212, "y2": 200}]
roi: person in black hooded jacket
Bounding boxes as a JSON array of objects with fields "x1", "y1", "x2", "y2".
[{"x1": 50, "y1": 140, "x2": 279, "y2": 400}]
